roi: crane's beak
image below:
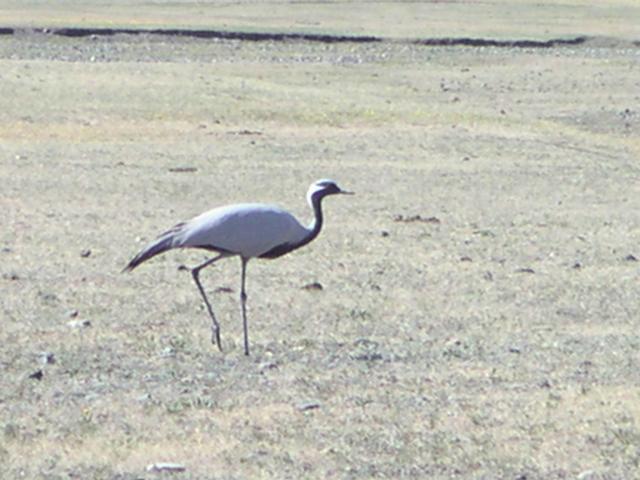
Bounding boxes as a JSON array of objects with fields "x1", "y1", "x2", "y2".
[{"x1": 339, "y1": 188, "x2": 354, "y2": 195}]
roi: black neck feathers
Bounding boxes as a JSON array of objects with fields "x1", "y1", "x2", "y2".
[{"x1": 259, "y1": 189, "x2": 326, "y2": 259}]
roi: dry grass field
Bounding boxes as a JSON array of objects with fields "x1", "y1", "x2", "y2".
[{"x1": 1, "y1": 1, "x2": 640, "y2": 479}]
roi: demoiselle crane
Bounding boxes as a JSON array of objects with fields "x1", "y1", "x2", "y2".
[{"x1": 123, "y1": 179, "x2": 353, "y2": 355}]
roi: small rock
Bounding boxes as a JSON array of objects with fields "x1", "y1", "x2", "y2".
[
  {"x1": 381, "y1": 230, "x2": 389, "y2": 237},
  {"x1": 483, "y1": 271, "x2": 493, "y2": 281},
  {"x1": 168, "y1": 167, "x2": 198, "y2": 173},
  {"x1": 394, "y1": 214, "x2": 441, "y2": 224},
  {"x1": 2, "y1": 272, "x2": 19, "y2": 280},
  {"x1": 297, "y1": 401, "x2": 321, "y2": 412},
  {"x1": 508, "y1": 346, "x2": 521, "y2": 354},
  {"x1": 39, "y1": 352, "x2": 55, "y2": 365},
  {"x1": 159, "y1": 347, "x2": 176, "y2": 358},
  {"x1": 302, "y1": 282, "x2": 323, "y2": 291},
  {"x1": 624, "y1": 254, "x2": 637, "y2": 262},
  {"x1": 40, "y1": 292, "x2": 58, "y2": 303},
  {"x1": 28, "y1": 369, "x2": 44, "y2": 381},
  {"x1": 65, "y1": 309, "x2": 79, "y2": 318},
  {"x1": 539, "y1": 379, "x2": 552, "y2": 389},
  {"x1": 473, "y1": 229, "x2": 495, "y2": 237},
  {"x1": 238, "y1": 129, "x2": 262, "y2": 135},
  {"x1": 354, "y1": 352, "x2": 383, "y2": 362},
  {"x1": 67, "y1": 319, "x2": 91, "y2": 328},
  {"x1": 460, "y1": 256, "x2": 472, "y2": 262},
  {"x1": 352, "y1": 338, "x2": 383, "y2": 361},
  {"x1": 577, "y1": 470, "x2": 596, "y2": 480},
  {"x1": 572, "y1": 262, "x2": 582, "y2": 269},
  {"x1": 80, "y1": 249, "x2": 91, "y2": 258},
  {"x1": 146, "y1": 463, "x2": 186, "y2": 473},
  {"x1": 259, "y1": 361, "x2": 278, "y2": 372},
  {"x1": 515, "y1": 267, "x2": 535, "y2": 274},
  {"x1": 214, "y1": 286, "x2": 233, "y2": 293}
]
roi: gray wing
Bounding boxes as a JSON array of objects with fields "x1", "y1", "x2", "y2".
[{"x1": 173, "y1": 203, "x2": 309, "y2": 258}]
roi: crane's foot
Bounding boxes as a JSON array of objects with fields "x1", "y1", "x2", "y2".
[{"x1": 211, "y1": 326, "x2": 222, "y2": 352}]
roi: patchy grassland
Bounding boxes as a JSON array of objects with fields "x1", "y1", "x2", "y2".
[{"x1": 1, "y1": 3, "x2": 640, "y2": 479}]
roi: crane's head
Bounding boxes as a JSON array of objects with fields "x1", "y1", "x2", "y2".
[{"x1": 307, "y1": 179, "x2": 353, "y2": 206}]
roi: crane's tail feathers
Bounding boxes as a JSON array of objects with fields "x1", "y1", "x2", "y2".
[{"x1": 122, "y1": 226, "x2": 183, "y2": 273}]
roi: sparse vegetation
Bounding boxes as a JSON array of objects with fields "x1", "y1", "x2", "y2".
[{"x1": 1, "y1": 2, "x2": 640, "y2": 478}]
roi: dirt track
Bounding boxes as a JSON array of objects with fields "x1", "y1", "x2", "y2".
[{"x1": 1, "y1": 23, "x2": 640, "y2": 480}]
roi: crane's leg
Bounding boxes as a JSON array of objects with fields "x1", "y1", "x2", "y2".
[
  {"x1": 240, "y1": 257, "x2": 250, "y2": 356},
  {"x1": 191, "y1": 254, "x2": 225, "y2": 351}
]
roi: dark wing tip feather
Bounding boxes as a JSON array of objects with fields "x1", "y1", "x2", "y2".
[
  {"x1": 121, "y1": 262, "x2": 135, "y2": 273},
  {"x1": 122, "y1": 229, "x2": 180, "y2": 274},
  {"x1": 122, "y1": 253, "x2": 143, "y2": 273}
]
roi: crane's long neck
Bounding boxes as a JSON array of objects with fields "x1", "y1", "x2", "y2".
[
  {"x1": 259, "y1": 191, "x2": 327, "y2": 259},
  {"x1": 290, "y1": 190, "x2": 326, "y2": 251},
  {"x1": 305, "y1": 191, "x2": 324, "y2": 242}
]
